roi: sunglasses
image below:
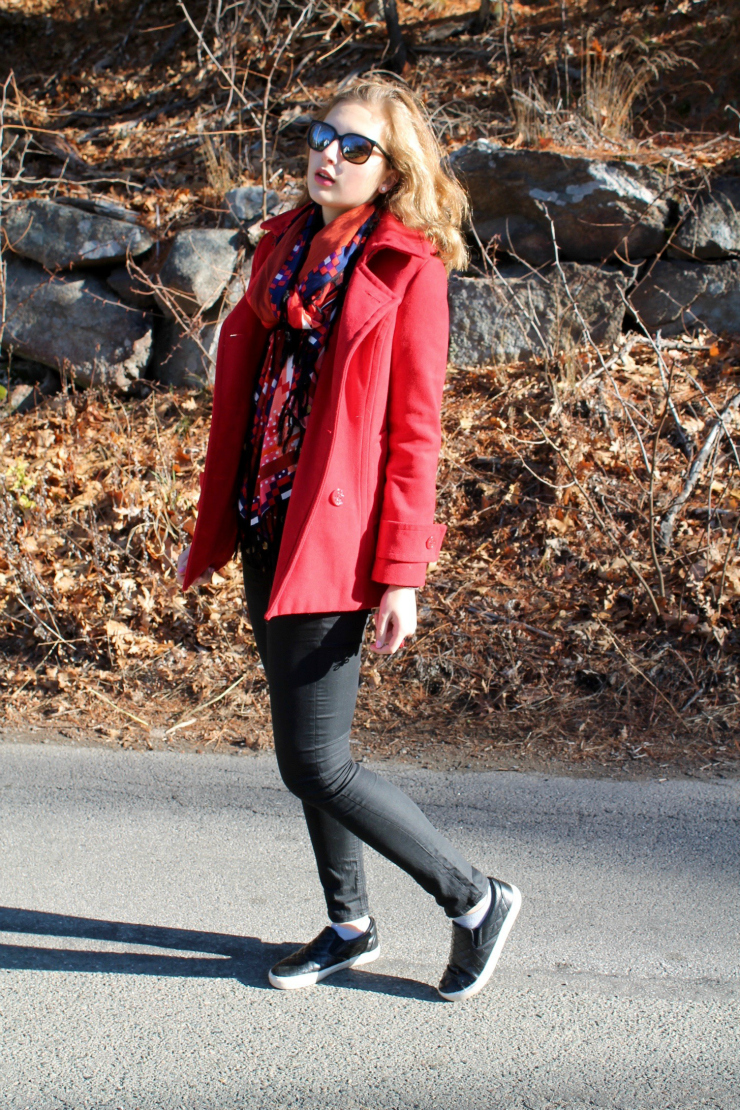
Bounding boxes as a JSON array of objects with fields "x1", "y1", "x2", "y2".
[{"x1": 306, "y1": 119, "x2": 391, "y2": 166}]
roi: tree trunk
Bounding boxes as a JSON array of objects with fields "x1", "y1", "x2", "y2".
[{"x1": 382, "y1": 0, "x2": 407, "y2": 73}]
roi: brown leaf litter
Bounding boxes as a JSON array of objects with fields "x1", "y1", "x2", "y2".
[{"x1": 1, "y1": 337, "x2": 739, "y2": 775}]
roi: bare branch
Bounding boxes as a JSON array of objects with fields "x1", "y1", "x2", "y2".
[{"x1": 659, "y1": 390, "x2": 740, "y2": 551}]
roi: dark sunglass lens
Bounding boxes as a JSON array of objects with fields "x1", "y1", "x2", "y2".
[
  {"x1": 341, "y1": 134, "x2": 374, "y2": 164},
  {"x1": 307, "y1": 121, "x2": 335, "y2": 151}
]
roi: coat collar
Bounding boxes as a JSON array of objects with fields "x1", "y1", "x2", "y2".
[
  {"x1": 259, "y1": 203, "x2": 435, "y2": 261},
  {"x1": 258, "y1": 204, "x2": 436, "y2": 398}
]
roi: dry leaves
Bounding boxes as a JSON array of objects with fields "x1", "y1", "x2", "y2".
[{"x1": 1, "y1": 337, "x2": 739, "y2": 772}]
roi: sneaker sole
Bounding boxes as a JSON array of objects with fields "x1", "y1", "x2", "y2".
[
  {"x1": 268, "y1": 944, "x2": 381, "y2": 990},
  {"x1": 437, "y1": 884, "x2": 522, "y2": 1002}
]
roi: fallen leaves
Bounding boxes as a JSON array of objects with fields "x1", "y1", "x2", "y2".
[{"x1": 0, "y1": 334, "x2": 739, "y2": 771}]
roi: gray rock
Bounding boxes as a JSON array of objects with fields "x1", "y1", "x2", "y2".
[
  {"x1": 3, "y1": 198, "x2": 154, "y2": 270},
  {"x1": 155, "y1": 229, "x2": 240, "y2": 316},
  {"x1": 669, "y1": 177, "x2": 740, "y2": 260},
  {"x1": 3, "y1": 257, "x2": 153, "y2": 391},
  {"x1": 450, "y1": 142, "x2": 670, "y2": 263},
  {"x1": 629, "y1": 259, "x2": 740, "y2": 336},
  {"x1": 154, "y1": 318, "x2": 222, "y2": 388},
  {"x1": 106, "y1": 265, "x2": 156, "y2": 308},
  {"x1": 448, "y1": 263, "x2": 628, "y2": 366},
  {"x1": 6, "y1": 369, "x2": 58, "y2": 413},
  {"x1": 223, "y1": 186, "x2": 280, "y2": 228},
  {"x1": 7, "y1": 384, "x2": 35, "y2": 413},
  {"x1": 61, "y1": 196, "x2": 140, "y2": 224},
  {"x1": 222, "y1": 252, "x2": 254, "y2": 310}
]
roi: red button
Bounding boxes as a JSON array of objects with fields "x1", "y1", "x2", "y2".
[
  {"x1": 330, "y1": 488, "x2": 345, "y2": 506},
  {"x1": 425, "y1": 536, "x2": 435, "y2": 550}
]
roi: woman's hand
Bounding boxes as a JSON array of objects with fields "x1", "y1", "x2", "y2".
[
  {"x1": 176, "y1": 545, "x2": 215, "y2": 589},
  {"x1": 371, "y1": 585, "x2": 417, "y2": 655}
]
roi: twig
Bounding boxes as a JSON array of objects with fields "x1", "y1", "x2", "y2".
[
  {"x1": 467, "y1": 605, "x2": 558, "y2": 641},
  {"x1": 84, "y1": 684, "x2": 151, "y2": 728},
  {"x1": 526, "y1": 411, "x2": 663, "y2": 619},
  {"x1": 657, "y1": 354, "x2": 694, "y2": 461},
  {"x1": 549, "y1": 215, "x2": 652, "y2": 474},
  {"x1": 259, "y1": 4, "x2": 315, "y2": 219},
  {"x1": 176, "y1": 2, "x2": 260, "y2": 111},
  {"x1": 717, "y1": 513, "x2": 740, "y2": 608},
  {"x1": 169, "y1": 671, "x2": 249, "y2": 729},
  {"x1": 659, "y1": 389, "x2": 740, "y2": 551},
  {"x1": 649, "y1": 367, "x2": 671, "y2": 599},
  {"x1": 594, "y1": 618, "x2": 685, "y2": 725}
]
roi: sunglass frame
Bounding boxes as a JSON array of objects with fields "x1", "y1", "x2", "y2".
[{"x1": 306, "y1": 120, "x2": 392, "y2": 166}]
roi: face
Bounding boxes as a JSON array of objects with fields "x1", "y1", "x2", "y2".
[{"x1": 307, "y1": 101, "x2": 398, "y2": 221}]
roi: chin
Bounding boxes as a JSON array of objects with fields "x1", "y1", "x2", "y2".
[{"x1": 307, "y1": 184, "x2": 331, "y2": 204}]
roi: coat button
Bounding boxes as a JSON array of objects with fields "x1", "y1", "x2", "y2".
[
  {"x1": 425, "y1": 536, "x2": 435, "y2": 549},
  {"x1": 330, "y1": 488, "x2": 345, "y2": 507}
]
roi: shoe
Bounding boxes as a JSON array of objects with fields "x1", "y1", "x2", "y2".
[
  {"x1": 438, "y1": 878, "x2": 521, "y2": 1002},
  {"x1": 268, "y1": 919, "x2": 380, "y2": 990}
]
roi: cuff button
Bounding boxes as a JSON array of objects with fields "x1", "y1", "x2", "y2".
[{"x1": 425, "y1": 535, "x2": 435, "y2": 549}]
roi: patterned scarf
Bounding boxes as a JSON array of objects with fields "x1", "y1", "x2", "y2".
[{"x1": 238, "y1": 200, "x2": 380, "y2": 565}]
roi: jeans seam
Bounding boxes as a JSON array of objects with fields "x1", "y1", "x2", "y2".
[{"x1": 327, "y1": 776, "x2": 482, "y2": 913}]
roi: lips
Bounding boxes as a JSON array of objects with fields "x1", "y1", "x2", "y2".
[{"x1": 315, "y1": 169, "x2": 334, "y2": 185}]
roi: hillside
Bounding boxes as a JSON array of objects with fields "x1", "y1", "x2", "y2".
[{"x1": 1, "y1": 0, "x2": 740, "y2": 774}]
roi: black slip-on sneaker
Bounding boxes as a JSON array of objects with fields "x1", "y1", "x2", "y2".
[
  {"x1": 268, "y1": 919, "x2": 380, "y2": 990},
  {"x1": 438, "y1": 877, "x2": 521, "y2": 1002}
]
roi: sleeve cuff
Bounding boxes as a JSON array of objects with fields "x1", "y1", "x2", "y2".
[
  {"x1": 371, "y1": 558, "x2": 427, "y2": 588},
  {"x1": 375, "y1": 520, "x2": 447, "y2": 563}
]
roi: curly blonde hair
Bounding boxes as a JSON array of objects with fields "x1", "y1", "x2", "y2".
[{"x1": 296, "y1": 77, "x2": 469, "y2": 274}]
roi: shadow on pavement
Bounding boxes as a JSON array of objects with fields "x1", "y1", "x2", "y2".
[{"x1": 0, "y1": 906, "x2": 438, "y2": 1001}]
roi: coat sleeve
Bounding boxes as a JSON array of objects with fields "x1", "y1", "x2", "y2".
[
  {"x1": 371, "y1": 255, "x2": 449, "y2": 588},
  {"x1": 182, "y1": 229, "x2": 276, "y2": 590}
]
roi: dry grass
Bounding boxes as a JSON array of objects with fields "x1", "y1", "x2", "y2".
[
  {"x1": 1, "y1": 335, "x2": 739, "y2": 772},
  {"x1": 512, "y1": 36, "x2": 687, "y2": 148}
]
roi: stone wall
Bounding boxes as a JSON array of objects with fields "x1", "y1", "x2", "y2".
[
  {"x1": 448, "y1": 142, "x2": 740, "y2": 366},
  {"x1": 2, "y1": 155, "x2": 739, "y2": 408},
  {"x1": 0, "y1": 187, "x2": 278, "y2": 409}
]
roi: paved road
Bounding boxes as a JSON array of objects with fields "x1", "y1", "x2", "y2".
[{"x1": 0, "y1": 742, "x2": 738, "y2": 1110}]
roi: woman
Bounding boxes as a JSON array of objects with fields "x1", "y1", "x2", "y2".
[{"x1": 177, "y1": 78, "x2": 520, "y2": 1002}]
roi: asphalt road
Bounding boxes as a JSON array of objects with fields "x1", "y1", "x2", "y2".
[{"x1": 0, "y1": 741, "x2": 738, "y2": 1110}]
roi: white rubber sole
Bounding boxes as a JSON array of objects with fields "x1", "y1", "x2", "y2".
[
  {"x1": 438, "y1": 883, "x2": 522, "y2": 1002},
  {"x1": 268, "y1": 944, "x2": 381, "y2": 990}
]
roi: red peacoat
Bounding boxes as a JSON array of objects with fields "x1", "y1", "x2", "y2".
[{"x1": 182, "y1": 204, "x2": 449, "y2": 619}]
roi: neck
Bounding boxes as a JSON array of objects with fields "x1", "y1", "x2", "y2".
[
  {"x1": 320, "y1": 204, "x2": 343, "y2": 226},
  {"x1": 320, "y1": 197, "x2": 377, "y2": 227}
]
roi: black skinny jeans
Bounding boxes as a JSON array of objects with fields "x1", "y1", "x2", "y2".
[{"x1": 242, "y1": 560, "x2": 488, "y2": 923}]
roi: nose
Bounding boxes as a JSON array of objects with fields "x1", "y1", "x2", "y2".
[{"x1": 322, "y1": 139, "x2": 340, "y2": 164}]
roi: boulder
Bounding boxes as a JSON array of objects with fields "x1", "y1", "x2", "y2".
[
  {"x1": 222, "y1": 252, "x2": 254, "y2": 310},
  {"x1": 3, "y1": 199, "x2": 154, "y2": 270},
  {"x1": 154, "y1": 318, "x2": 222, "y2": 388},
  {"x1": 223, "y1": 186, "x2": 280, "y2": 228},
  {"x1": 448, "y1": 263, "x2": 628, "y2": 366},
  {"x1": 107, "y1": 265, "x2": 157, "y2": 308},
  {"x1": 7, "y1": 384, "x2": 35, "y2": 414},
  {"x1": 668, "y1": 177, "x2": 740, "y2": 260},
  {"x1": 629, "y1": 260, "x2": 740, "y2": 336},
  {"x1": 7, "y1": 370, "x2": 58, "y2": 414},
  {"x1": 3, "y1": 258, "x2": 153, "y2": 390},
  {"x1": 449, "y1": 142, "x2": 670, "y2": 264},
  {"x1": 155, "y1": 229, "x2": 240, "y2": 316}
]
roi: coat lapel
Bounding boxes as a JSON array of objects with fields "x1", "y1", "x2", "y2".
[{"x1": 328, "y1": 209, "x2": 433, "y2": 371}]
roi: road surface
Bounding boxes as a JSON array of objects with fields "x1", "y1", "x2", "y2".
[{"x1": 1, "y1": 742, "x2": 738, "y2": 1109}]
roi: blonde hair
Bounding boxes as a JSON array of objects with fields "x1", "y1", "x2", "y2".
[{"x1": 296, "y1": 77, "x2": 469, "y2": 274}]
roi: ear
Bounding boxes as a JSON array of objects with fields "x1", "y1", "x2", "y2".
[{"x1": 379, "y1": 170, "x2": 400, "y2": 194}]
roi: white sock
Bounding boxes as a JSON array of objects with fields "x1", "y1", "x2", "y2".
[
  {"x1": 452, "y1": 882, "x2": 492, "y2": 930},
  {"x1": 331, "y1": 915, "x2": 371, "y2": 940}
]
